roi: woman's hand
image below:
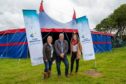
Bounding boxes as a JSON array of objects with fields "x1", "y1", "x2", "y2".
[
  {"x1": 45, "y1": 60, "x2": 48, "y2": 62},
  {"x1": 77, "y1": 51, "x2": 81, "y2": 60}
]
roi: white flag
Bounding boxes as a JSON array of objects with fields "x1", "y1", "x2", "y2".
[
  {"x1": 23, "y1": 10, "x2": 43, "y2": 66},
  {"x1": 77, "y1": 16, "x2": 95, "y2": 60}
]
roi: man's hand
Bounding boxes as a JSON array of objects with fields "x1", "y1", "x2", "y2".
[{"x1": 60, "y1": 53, "x2": 64, "y2": 58}]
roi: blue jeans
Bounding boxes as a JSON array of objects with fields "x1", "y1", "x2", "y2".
[
  {"x1": 44, "y1": 60, "x2": 52, "y2": 72},
  {"x1": 56, "y1": 56, "x2": 69, "y2": 76}
]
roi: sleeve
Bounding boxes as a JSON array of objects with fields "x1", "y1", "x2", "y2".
[
  {"x1": 64, "y1": 40, "x2": 68, "y2": 55},
  {"x1": 43, "y1": 44, "x2": 47, "y2": 61},
  {"x1": 79, "y1": 42, "x2": 82, "y2": 52},
  {"x1": 54, "y1": 41, "x2": 61, "y2": 56},
  {"x1": 52, "y1": 46, "x2": 56, "y2": 61}
]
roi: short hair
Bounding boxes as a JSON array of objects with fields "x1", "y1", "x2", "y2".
[{"x1": 59, "y1": 33, "x2": 64, "y2": 37}]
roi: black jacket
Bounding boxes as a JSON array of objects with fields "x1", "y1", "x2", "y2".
[{"x1": 43, "y1": 43, "x2": 55, "y2": 61}]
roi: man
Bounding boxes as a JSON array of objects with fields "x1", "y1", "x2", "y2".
[{"x1": 55, "y1": 33, "x2": 69, "y2": 77}]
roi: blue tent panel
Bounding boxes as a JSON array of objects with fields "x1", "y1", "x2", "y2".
[
  {"x1": 0, "y1": 32, "x2": 28, "y2": 58},
  {"x1": 92, "y1": 34, "x2": 112, "y2": 53}
]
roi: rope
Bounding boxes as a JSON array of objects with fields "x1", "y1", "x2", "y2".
[
  {"x1": 42, "y1": 32, "x2": 50, "y2": 40},
  {"x1": 64, "y1": 32, "x2": 70, "y2": 43}
]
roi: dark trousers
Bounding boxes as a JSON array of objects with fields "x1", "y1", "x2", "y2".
[
  {"x1": 44, "y1": 60, "x2": 52, "y2": 72},
  {"x1": 56, "y1": 56, "x2": 69, "y2": 76},
  {"x1": 70, "y1": 52, "x2": 79, "y2": 73}
]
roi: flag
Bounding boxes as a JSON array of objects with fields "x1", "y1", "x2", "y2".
[
  {"x1": 39, "y1": 0, "x2": 44, "y2": 12},
  {"x1": 73, "y1": 10, "x2": 76, "y2": 19}
]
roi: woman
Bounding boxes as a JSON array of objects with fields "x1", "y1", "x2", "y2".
[
  {"x1": 70, "y1": 33, "x2": 82, "y2": 74},
  {"x1": 43, "y1": 36, "x2": 55, "y2": 79}
]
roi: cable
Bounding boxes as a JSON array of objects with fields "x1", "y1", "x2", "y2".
[
  {"x1": 42, "y1": 32, "x2": 50, "y2": 40},
  {"x1": 64, "y1": 32, "x2": 70, "y2": 43}
]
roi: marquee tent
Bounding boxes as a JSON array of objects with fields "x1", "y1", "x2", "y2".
[{"x1": 0, "y1": 1, "x2": 113, "y2": 58}]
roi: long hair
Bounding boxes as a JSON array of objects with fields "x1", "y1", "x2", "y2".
[{"x1": 71, "y1": 33, "x2": 79, "y2": 45}]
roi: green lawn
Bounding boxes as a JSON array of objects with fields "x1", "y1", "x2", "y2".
[{"x1": 0, "y1": 47, "x2": 126, "y2": 84}]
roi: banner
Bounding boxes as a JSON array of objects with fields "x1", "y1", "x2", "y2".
[
  {"x1": 77, "y1": 16, "x2": 95, "y2": 60},
  {"x1": 23, "y1": 10, "x2": 43, "y2": 66}
]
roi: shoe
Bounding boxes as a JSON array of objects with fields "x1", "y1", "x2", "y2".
[
  {"x1": 43, "y1": 72, "x2": 48, "y2": 79},
  {"x1": 58, "y1": 75, "x2": 61, "y2": 78},
  {"x1": 65, "y1": 74, "x2": 69, "y2": 78},
  {"x1": 70, "y1": 72, "x2": 73, "y2": 76},
  {"x1": 48, "y1": 70, "x2": 51, "y2": 78},
  {"x1": 75, "y1": 71, "x2": 78, "y2": 74}
]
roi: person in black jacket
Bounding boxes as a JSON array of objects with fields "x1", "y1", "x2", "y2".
[{"x1": 43, "y1": 36, "x2": 55, "y2": 79}]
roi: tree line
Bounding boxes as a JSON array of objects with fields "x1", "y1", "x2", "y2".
[
  {"x1": 95, "y1": 4, "x2": 126, "y2": 38},
  {"x1": 95, "y1": 4, "x2": 126, "y2": 47}
]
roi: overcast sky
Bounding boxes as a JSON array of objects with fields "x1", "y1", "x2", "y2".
[{"x1": 0, "y1": 0, "x2": 126, "y2": 31}]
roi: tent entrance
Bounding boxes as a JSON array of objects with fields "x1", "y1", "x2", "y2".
[{"x1": 41, "y1": 32, "x2": 77, "y2": 53}]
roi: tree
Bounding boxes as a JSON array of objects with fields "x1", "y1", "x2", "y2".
[{"x1": 95, "y1": 4, "x2": 126, "y2": 37}]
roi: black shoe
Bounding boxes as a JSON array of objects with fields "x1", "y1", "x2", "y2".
[
  {"x1": 70, "y1": 72, "x2": 73, "y2": 76},
  {"x1": 65, "y1": 75, "x2": 69, "y2": 78},
  {"x1": 75, "y1": 71, "x2": 78, "y2": 74},
  {"x1": 58, "y1": 75, "x2": 61, "y2": 78}
]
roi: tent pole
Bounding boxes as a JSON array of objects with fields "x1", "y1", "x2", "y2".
[
  {"x1": 6, "y1": 34, "x2": 8, "y2": 57},
  {"x1": 27, "y1": 45, "x2": 29, "y2": 58},
  {"x1": 64, "y1": 32, "x2": 70, "y2": 42},
  {"x1": 42, "y1": 32, "x2": 50, "y2": 40},
  {"x1": 94, "y1": 59, "x2": 97, "y2": 70}
]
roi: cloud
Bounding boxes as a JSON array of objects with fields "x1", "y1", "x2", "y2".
[
  {"x1": 0, "y1": 0, "x2": 126, "y2": 31},
  {"x1": 0, "y1": 0, "x2": 41, "y2": 31},
  {"x1": 72, "y1": 0, "x2": 126, "y2": 28}
]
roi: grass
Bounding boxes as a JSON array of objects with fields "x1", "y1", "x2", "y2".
[{"x1": 0, "y1": 47, "x2": 126, "y2": 84}]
